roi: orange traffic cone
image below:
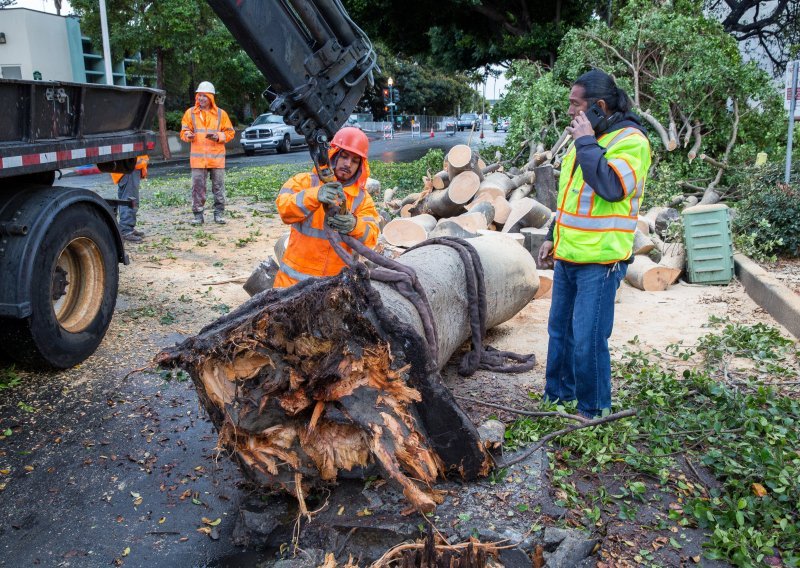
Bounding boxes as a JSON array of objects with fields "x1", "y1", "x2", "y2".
[{"x1": 429, "y1": 127, "x2": 435, "y2": 138}]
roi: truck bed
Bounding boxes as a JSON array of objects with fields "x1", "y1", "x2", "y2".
[{"x1": 0, "y1": 78, "x2": 162, "y2": 179}]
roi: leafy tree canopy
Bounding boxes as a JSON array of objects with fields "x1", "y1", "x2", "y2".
[
  {"x1": 342, "y1": 0, "x2": 600, "y2": 72},
  {"x1": 499, "y1": 0, "x2": 784, "y2": 208}
]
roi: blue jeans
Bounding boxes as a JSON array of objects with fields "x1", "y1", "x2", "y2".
[
  {"x1": 117, "y1": 170, "x2": 141, "y2": 234},
  {"x1": 544, "y1": 260, "x2": 627, "y2": 417}
]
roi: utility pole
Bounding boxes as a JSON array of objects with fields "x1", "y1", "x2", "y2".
[
  {"x1": 786, "y1": 61, "x2": 798, "y2": 184},
  {"x1": 98, "y1": 0, "x2": 114, "y2": 85},
  {"x1": 388, "y1": 77, "x2": 395, "y2": 139}
]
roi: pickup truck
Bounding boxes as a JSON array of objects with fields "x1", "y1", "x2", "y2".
[
  {"x1": 241, "y1": 113, "x2": 306, "y2": 156},
  {"x1": 457, "y1": 113, "x2": 481, "y2": 132}
]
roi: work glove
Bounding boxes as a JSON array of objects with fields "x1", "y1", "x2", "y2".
[
  {"x1": 317, "y1": 182, "x2": 345, "y2": 206},
  {"x1": 327, "y1": 213, "x2": 357, "y2": 234}
]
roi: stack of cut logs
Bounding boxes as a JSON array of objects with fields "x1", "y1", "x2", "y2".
[{"x1": 381, "y1": 143, "x2": 556, "y2": 252}]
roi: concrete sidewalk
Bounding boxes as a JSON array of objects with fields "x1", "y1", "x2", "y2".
[{"x1": 735, "y1": 253, "x2": 800, "y2": 339}]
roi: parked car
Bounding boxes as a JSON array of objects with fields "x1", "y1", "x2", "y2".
[
  {"x1": 456, "y1": 113, "x2": 481, "y2": 132},
  {"x1": 240, "y1": 113, "x2": 305, "y2": 156},
  {"x1": 494, "y1": 117, "x2": 510, "y2": 132}
]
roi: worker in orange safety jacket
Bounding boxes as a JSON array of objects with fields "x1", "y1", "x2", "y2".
[
  {"x1": 110, "y1": 154, "x2": 149, "y2": 242},
  {"x1": 273, "y1": 126, "x2": 380, "y2": 288},
  {"x1": 180, "y1": 81, "x2": 235, "y2": 225}
]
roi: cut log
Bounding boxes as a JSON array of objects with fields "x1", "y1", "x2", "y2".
[
  {"x1": 400, "y1": 203, "x2": 414, "y2": 217},
  {"x1": 431, "y1": 171, "x2": 450, "y2": 190},
  {"x1": 659, "y1": 243, "x2": 685, "y2": 282},
  {"x1": 421, "y1": 171, "x2": 481, "y2": 217},
  {"x1": 382, "y1": 214, "x2": 437, "y2": 247},
  {"x1": 532, "y1": 165, "x2": 557, "y2": 211},
  {"x1": 624, "y1": 255, "x2": 681, "y2": 291},
  {"x1": 462, "y1": 200, "x2": 495, "y2": 226},
  {"x1": 446, "y1": 145, "x2": 483, "y2": 181},
  {"x1": 643, "y1": 207, "x2": 680, "y2": 237},
  {"x1": 501, "y1": 197, "x2": 551, "y2": 233},
  {"x1": 474, "y1": 186, "x2": 506, "y2": 202},
  {"x1": 428, "y1": 219, "x2": 479, "y2": 239},
  {"x1": 534, "y1": 269, "x2": 553, "y2": 299},
  {"x1": 382, "y1": 187, "x2": 396, "y2": 205},
  {"x1": 636, "y1": 216, "x2": 651, "y2": 234},
  {"x1": 508, "y1": 183, "x2": 532, "y2": 202},
  {"x1": 243, "y1": 257, "x2": 280, "y2": 296},
  {"x1": 157, "y1": 239, "x2": 539, "y2": 513},
  {"x1": 491, "y1": 197, "x2": 512, "y2": 225},
  {"x1": 632, "y1": 229, "x2": 656, "y2": 255},
  {"x1": 450, "y1": 212, "x2": 489, "y2": 233},
  {"x1": 520, "y1": 227, "x2": 549, "y2": 267}
]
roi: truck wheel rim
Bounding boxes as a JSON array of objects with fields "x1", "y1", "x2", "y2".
[{"x1": 52, "y1": 237, "x2": 106, "y2": 333}]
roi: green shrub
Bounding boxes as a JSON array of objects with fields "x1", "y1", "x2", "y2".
[
  {"x1": 731, "y1": 166, "x2": 800, "y2": 260},
  {"x1": 369, "y1": 149, "x2": 445, "y2": 199},
  {"x1": 165, "y1": 110, "x2": 184, "y2": 132}
]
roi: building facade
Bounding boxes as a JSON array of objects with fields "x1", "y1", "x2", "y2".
[{"x1": 0, "y1": 7, "x2": 151, "y2": 86}]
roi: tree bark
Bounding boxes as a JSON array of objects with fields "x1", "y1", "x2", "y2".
[{"x1": 156, "y1": 48, "x2": 171, "y2": 160}]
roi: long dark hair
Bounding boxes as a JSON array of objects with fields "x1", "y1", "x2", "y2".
[{"x1": 574, "y1": 69, "x2": 632, "y2": 113}]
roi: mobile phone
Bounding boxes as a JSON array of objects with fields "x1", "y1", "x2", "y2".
[{"x1": 585, "y1": 103, "x2": 608, "y2": 132}]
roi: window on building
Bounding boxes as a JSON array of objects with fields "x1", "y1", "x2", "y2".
[{"x1": 1, "y1": 66, "x2": 23, "y2": 80}]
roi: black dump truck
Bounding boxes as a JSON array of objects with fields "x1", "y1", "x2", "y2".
[
  {"x1": 0, "y1": 79, "x2": 162, "y2": 369},
  {"x1": 0, "y1": 0, "x2": 376, "y2": 370}
]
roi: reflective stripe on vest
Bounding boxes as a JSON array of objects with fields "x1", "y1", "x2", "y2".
[
  {"x1": 279, "y1": 261, "x2": 314, "y2": 282},
  {"x1": 295, "y1": 190, "x2": 311, "y2": 216}
]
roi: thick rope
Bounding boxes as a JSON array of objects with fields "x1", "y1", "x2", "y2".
[{"x1": 325, "y1": 225, "x2": 535, "y2": 376}]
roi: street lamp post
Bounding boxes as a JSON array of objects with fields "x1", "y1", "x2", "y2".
[{"x1": 388, "y1": 77, "x2": 395, "y2": 139}]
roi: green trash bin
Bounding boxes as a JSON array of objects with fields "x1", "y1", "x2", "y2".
[{"x1": 682, "y1": 204, "x2": 734, "y2": 285}]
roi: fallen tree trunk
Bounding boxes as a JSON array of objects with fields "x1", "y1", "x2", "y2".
[
  {"x1": 625, "y1": 255, "x2": 681, "y2": 291},
  {"x1": 156, "y1": 238, "x2": 539, "y2": 512}
]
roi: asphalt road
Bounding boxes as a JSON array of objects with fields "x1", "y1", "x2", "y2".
[{"x1": 56, "y1": 129, "x2": 508, "y2": 190}]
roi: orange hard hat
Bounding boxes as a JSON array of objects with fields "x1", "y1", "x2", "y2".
[{"x1": 331, "y1": 126, "x2": 369, "y2": 159}]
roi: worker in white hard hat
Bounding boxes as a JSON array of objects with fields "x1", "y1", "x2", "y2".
[{"x1": 180, "y1": 81, "x2": 236, "y2": 225}]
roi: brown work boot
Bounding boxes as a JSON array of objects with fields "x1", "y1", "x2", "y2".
[{"x1": 190, "y1": 212, "x2": 204, "y2": 225}]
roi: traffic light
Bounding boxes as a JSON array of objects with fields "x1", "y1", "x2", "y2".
[
  {"x1": 382, "y1": 88, "x2": 390, "y2": 105},
  {"x1": 392, "y1": 87, "x2": 400, "y2": 103}
]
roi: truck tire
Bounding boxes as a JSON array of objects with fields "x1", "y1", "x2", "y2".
[
  {"x1": 0, "y1": 204, "x2": 119, "y2": 369},
  {"x1": 278, "y1": 134, "x2": 291, "y2": 154}
]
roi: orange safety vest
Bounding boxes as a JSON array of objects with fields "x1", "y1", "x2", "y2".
[
  {"x1": 180, "y1": 93, "x2": 235, "y2": 169},
  {"x1": 110, "y1": 154, "x2": 149, "y2": 185},
  {"x1": 273, "y1": 160, "x2": 380, "y2": 289}
]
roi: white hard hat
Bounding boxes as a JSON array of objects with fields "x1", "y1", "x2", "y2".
[{"x1": 196, "y1": 81, "x2": 216, "y2": 95}]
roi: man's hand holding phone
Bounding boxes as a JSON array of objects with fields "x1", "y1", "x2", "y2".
[{"x1": 567, "y1": 111, "x2": 595, "y2": 140}]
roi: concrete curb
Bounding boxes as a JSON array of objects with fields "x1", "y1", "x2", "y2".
[{"x1": 734, "y1": 253, "x2": 800, "y2": 339}]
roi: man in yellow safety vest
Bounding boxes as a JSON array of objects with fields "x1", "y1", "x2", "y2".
[{"x1": 538, "y1": 69, "x2": 652, "y2": 418}]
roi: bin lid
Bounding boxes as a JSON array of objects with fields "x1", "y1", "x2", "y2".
[{"x1": 682, "y1": 203, "x2": 729, "y2": 215}]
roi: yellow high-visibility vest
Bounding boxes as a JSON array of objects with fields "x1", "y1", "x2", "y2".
[{"x1": 553, "y1": 127, "x2": 651, "y2": 264}]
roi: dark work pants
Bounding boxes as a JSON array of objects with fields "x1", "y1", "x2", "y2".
[
  {"x1": 117, "y1": 170, "x2": 140, "y2": 235},
  {"x1": 544, "y1": 260, "x2": 627, "y2": 417}
]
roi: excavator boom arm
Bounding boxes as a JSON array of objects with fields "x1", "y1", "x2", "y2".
[{"x1": 206, "y1": 0, "x2": 378, "y2": 179}]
